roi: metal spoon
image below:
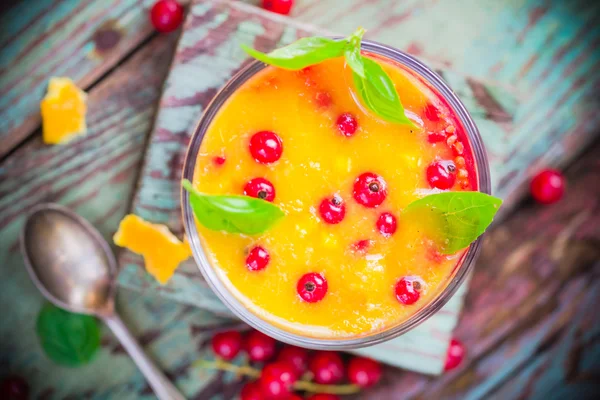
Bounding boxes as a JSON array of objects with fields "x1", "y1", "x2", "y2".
[{"x1": 21, "y1": 203, "x2": 185, "y2": 400}]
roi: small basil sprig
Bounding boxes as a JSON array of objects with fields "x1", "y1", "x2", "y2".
[
  {"x1": 183, "y1": 179, "x2": 284, "y2": 235},
  {"x1": 352, "y1": 57, "x2": 414, "y2": 126},
  {"x1": 36, "y1": 303, "x2": 101, "y2": 367},
  {"x1": 343, "y1": 27, "x2": 365, "y2": 78},
  {"x1": 242, "y1": 27, "x2": 412, "y2": 125},
  {"x1": 241, "y1": 38, "x2": 346, "y2": 70},
  {"x1": 403, "y1": 192, "x2": 503, "y2": 254}
]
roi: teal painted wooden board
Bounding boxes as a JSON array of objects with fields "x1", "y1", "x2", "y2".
[
  {"x1": 117, "y1": 0, "x2": 524, "y2": 376},
  {"x1": 0, "y1": 0, "x2": 158, "y2": 158}
]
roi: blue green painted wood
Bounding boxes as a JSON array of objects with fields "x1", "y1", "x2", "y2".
[
  {"x1": 0, "y1": 0, "x2": 599, "y2": 398},
  {"x1": 0, "y1": 0, "x2": 158, "y2": 158}
]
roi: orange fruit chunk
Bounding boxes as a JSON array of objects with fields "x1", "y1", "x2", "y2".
[
  {"x1": 113, "y1": 214, "x2": 191, "y2": 284},
  {"x1": 40, "y1": 77, "x2": 87, "y2": 144}
]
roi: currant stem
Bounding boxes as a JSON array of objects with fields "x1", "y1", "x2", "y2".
[
  {"x1": 195, "y1": 359, "x2": 361, "y2": 394},
  {"x1": 293, "y1": 380, "x2": 361, "y2": 395},
  {"x1": 194, "y1": 359, "x2": 261, "y2": 378}
]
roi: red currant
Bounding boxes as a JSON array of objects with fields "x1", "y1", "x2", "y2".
[
  {"x1": 277, "y1": 345, "x2": 309, "y2": 376},
  {"x1": 249, "y1": 131, "x2": 283, "y2": 164},
  {"x1": 426, "y1": 160, "x2": 456, "y2": 190},
  {"x1": 353, "y1": 172, "x2": 388, "y2": 208},
  {"x1": 211, "y1": 331, "x2": 242, "y2": 360},
  {"x1": 424, "y1": 103, "x2": 441, "y2": 122},
  {"x1": 395, "y1": 277, "x2": 421, "y2": 305},
  {"x1": 427, "y1": 131, "x2": 447, "y2": 143},
  {"x1": 347, "y1": 356, "x2": 382, "y2": 388},
  {"x1": 444, "y1": 338, "x2": 466, "y2": 371},
  {"x1": 530, "y1": 169, "x2": 565, "y2": 204},
  {"x1": 319, "y1": 195, "x2": 346, "y2": 224},
  {"x1": 309, "y1": 351, "x2": 344, "y2": 384},
  {"x1": 259, "y1": 362, "x2": 298, "y2": 399},
  {"x1": 246, "y1": 246, "x2": 270, "y2": 271},
  {"x1": 315, "y1": 91, "x2": 332, "y2": 108},
  {"x1": 351, "y1": 239, "x2": 372, "y2": 254},
  {"x1": 297, "y1": 273, "x2": 328, "y2": 303},
  {"x1": 0, "y1": 376, "x2": 29, "y2": 400},
  {"x1": 240, "y1": 381, "x2": 263, "y2": 400},
  {"x1": 213, "y1": 156, "x2": 226, "y2": 166},
  {"x1": 150, "y1": 0, "x2": 184, "y2": 33},
  {"x1": 336, "y1": 113, "x2": 358, "y2": 137},
  {"x1": 376, "y1": 212, "x2": 397, "y2": 237},
  {"x1": 307, "y1": 395, "x2": 340, "y2": 400},
  {"x1": 262, "y1": 0, "x2": 294, "y2": 15},
  {"x1": 245, "y1": 330, "x2": 277, "y2": 362},
  {"x1": 244, "y1": 177, "x2": 276, "y2": 202}
]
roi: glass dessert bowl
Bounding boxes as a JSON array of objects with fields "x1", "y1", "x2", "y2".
[{"x1": 182, "y1": 39, "x2": 491, "y2": 350}]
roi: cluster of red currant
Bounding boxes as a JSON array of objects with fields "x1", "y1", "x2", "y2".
[{"x1": 207, "y1": 329, "x2": 382, "y2": 399}]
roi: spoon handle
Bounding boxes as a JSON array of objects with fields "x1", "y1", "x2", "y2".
[{"x1": 105, "y1": 314, "x2": 186, "y2": 400}]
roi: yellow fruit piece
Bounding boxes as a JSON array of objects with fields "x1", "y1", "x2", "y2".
[
  {"x1": 40, "y1": 77, "x2": 87, "y2": 144},
  {"x1": 113, "y1": 215, "x2": 191, "y2": 284}
]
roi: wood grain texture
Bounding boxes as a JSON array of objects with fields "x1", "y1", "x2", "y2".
[
  {"x1": 0, "y1": 0, "x2": 158, "y2": 158},
  {"x1": 117, "y1": 0, "x2": 518, "y2": 375}
]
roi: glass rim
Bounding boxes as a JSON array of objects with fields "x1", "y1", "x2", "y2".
[{"x1": 181, "y1": 40, "x2": 491, "y2": 350}]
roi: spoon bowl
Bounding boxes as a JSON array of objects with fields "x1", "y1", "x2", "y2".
[
  {"x1": 20, "y1": 203, "x2": 185, "y2": 400},
  {"x1": 21, "y1": 204, "x2": 116, "y2": 316}
]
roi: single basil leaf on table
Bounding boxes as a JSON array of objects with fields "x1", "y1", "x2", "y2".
[
  {"x1": 403, "y1": 191, "x2": 503, "y2": 254},
  {"x1": 183, "y1": 179, "x2": 285, "y2": 235},
  {"x1": 353, "y1": 57, "x2": 414, "y2": 126},
  {"x1": 36, "y1": 303, "x2": 101, "y2": 367},
  {"x1": 241, "y1": 37, "x2": 346, "y2": 70},
  {"x1": 344, "y1": 27, "x2": 366, "y2": 78}
]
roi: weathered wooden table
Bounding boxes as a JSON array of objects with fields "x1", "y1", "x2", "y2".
[{"x1": 1, "y1": 0, "x2": 599, "y2": 399}]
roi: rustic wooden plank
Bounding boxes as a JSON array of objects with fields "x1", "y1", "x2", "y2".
[
  {"x1": 0, "y1": 0, "x2": 158, "y2": 158},
  {"x1": 0, "y1": 30, "x2": 181, "y2": 396}
]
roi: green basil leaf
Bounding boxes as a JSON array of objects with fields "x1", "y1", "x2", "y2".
[
  {"x1": 36, "y1": 303, "x2": 100, "y2": 367},
  {"x1": 353, "y1": 57, "x2": 414, "y2": 125},
  {"x1": 403, "y1": 192, "x2": 502, "y2": 254},
  {"x1": 241, "y1": 37, "x2": 346, "y2": 70},
  {"x1": 183, "y1": 179, "x2": 285, "y2": 235},
  {"x1": 344, "y1": 27, "x2": 366, "y2": 78}
]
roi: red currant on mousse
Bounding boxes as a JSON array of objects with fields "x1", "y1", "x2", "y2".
[
  {"x1": 249, "y1": 131, "x2": 283, "y2": 164},
  {"x1": 150, "y1": 0, "x2": 184, "y2": 33},
  {"x1": 240, "y1": 381, "x2": 263, "y2": 400},
  {"x1": 246, "y1": 246, "x2": 270, "y2": 271},
  {"x1": 262, "y1": 0, "x2": 294, "y2": 15},
  {"x1": 307, "y1": 395, "x2": 341, "y2": 400},
  {"x1": 212, "y1": 156, "x2": 226, "y2": 166},
  {"x1": 444, "y1": 338, "x2": 466, "y2": 371},
  {"x1": 424, "y1": 103, "x2": 441, "y2": 122},
  {"x1": 395, "y1": 277, "x2": 421, "y2": 305},
  {"x1": 351, "y1": 239, "x2": 372, "y2": 254},
  {"x1": 309, "y1": 351, "x2": 344, "y2": 384},
  {"x1": 426, "y1": 160, "x2": 457, "y2": 190},
  {"x1": 244, "y1": 177, "x2": 276, "y2": 202},
  {"x1": 319, "y1": 195, "x2": 346, "y2": 224},
  {"x1": 211, "y1": 331, "x2": 242, "y2": 360},
  {"x1": 277, "y1": 345, "x2": 309, "y2": 376},
  {"x1": 347, "y1": 356, "x2": 383, "y2": 388},
  {"x1": 259, "y1": 362, "x2": 298, "y2": 399},
  {"x1": 376, "y1": 212, "x2": 397, "y2": 237},
  {"x1": 336, "y1": 113, "x2": 358, "y2": 137},
  {"x1": 297, "y1": 273, "x2": 328, "y2": 303},
  {"x1": 353, "y1": 172, "x2": 388, "y2": 208},
  {"x1": 530, "y1": 169, "x2": 565, "y2": 204},
  {"x1": 245, "y1": 330, "x2": 277, "y2": 362}
]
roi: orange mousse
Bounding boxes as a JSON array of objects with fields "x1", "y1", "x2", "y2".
[{"x1": 191, "y1": 54, "x2": 477, "y2": 338}]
